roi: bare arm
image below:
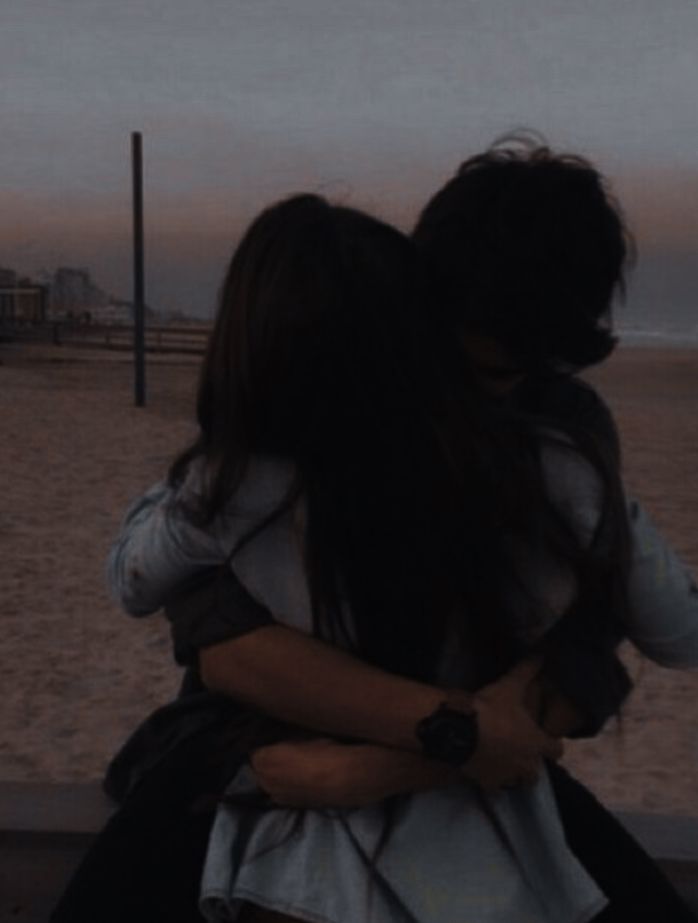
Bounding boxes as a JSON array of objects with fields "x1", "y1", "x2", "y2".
[
  {"x1": 199, "y1": 624, "x2": 449, "y2": 752},
  {"x1": 525, "y1": 674, "x2": 585, "y2": 739},
  {"x1": 250, "y1": 665, "x2": 566, "y2": 808},
  {"x1": 250, "y1": 738, "x2": 461, "y2": 808},
  {"x1": 200, "y1": 628, "x2": 562, "y2": 790}
]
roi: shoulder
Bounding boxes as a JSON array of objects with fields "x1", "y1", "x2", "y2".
[
  {"x1": 538, "y1": 432, "x2": 604, "y2": 545},
  {"x1": 179, "y1": 455, "x2": 298, "y2": 521},
  {"x1": 519, "y1": 373, "x2": 607, "y2": 413},
  {"x1": 518, "y1": 375, "x2": 620, "y2": 461},
  {"x1": 226, "y1": 456, "x2": 299, "y2": 518}
]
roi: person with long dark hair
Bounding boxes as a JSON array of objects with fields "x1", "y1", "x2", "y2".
[{"x1": 101, "y1": 193, "x2": 697, "y2": 922}]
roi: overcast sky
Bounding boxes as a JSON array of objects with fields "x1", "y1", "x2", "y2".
[{"x1": 2, "y1": 0, "x2": 697, "y2": 324}]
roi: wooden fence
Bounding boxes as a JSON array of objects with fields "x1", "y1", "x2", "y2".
[{"x1": 0, "y1": 321, "x2": 212, "y2": 355}]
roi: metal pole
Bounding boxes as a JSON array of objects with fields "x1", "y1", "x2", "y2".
[{"x1": 132, "y1": 131, "x2": 146, "y2": 406}]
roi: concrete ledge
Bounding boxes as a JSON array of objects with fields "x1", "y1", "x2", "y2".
[
  {"x1": 1, "y1": 833, "x2": 98, "y2": 922},
  {"x1": 616, "y1": 810, "x2": 698, "y2": 864},
  {"x1": 0, "y1": 781, "x2": 115, "y2": 836},
  {"x1": 614, "y1": 810, "x2": 698, "y2": 910},
  {"x1": 0, "y1": 782, "x2": 115, "y2": 922},
  {"x1": 1, "y1": 782, "x2": 697, "y2": 921}
]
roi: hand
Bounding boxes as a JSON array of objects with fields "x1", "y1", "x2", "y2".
[
  {"x1": 524, "y1": 676, "x2": 585, "y2": 738},
  {"x1": 250, "y1": 738, "x2": 460, "y2": 808},
  {"x1": 462, "y1": 658, "x2": 564, "y2": 792}
]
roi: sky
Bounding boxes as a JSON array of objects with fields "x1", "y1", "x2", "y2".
[{"x1": 2, "y1": 0, "x2": 698, "y2": 330}]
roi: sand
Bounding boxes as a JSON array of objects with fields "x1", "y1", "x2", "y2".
[{"x1": 0, "y1": 340, "x2": 696, "y2": 817}]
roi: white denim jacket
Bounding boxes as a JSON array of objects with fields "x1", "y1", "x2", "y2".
[{"x1": 108, "y1": 448, "x2": 698, "y2": 923}]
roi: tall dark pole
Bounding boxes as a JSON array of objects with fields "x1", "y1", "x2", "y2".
[{"x1": 132, "y1": 131, "x2": 146, "y2": 407}]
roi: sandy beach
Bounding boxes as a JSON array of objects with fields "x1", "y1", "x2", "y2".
[{"x1": 1, "y1": 340, "x2": 696, "y2": 817}]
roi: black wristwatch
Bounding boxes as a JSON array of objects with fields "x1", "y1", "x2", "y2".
[{"x1": 415, "y1": 703, "x2": 479, "y2": 767}]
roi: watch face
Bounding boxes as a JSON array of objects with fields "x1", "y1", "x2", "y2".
[{"x1": 416, "y1": 705, "x2": 478, "y2": 766}]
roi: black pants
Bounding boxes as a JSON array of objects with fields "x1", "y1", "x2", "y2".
[
  {"x1": 548, "y1": 762, "x2": 696, "y2": 922},
  {"x1": 51, "y1": 707, "x2": 286, "y2": 923},
  {"x1": 51, "y1": 739, "x2": 221, "y2": 922},
  {"x1": 52, "y1": 742, "x2": 695, "y2": 922}
]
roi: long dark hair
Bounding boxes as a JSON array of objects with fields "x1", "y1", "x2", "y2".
[{"x1": 171, "y1": 193, "x2": 627, "y2": 686}]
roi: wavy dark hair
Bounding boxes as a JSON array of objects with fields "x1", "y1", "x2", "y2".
[
  {"x1": 412, "y1": 133, "x2": 635, "y2": 374},
  {"x1": 170, "y1": 193, "x2": 627, "y2": 686}
]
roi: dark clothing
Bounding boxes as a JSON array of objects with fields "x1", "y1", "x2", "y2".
[
  {"x1": 515, "y1": 372, "x2": 621, "y2": 464},
  {"x1": 52, "y1": 704, "x2": 288, "y2": 923},
  {"x1": 550, "y1": 763, "x2": 697, "y2": 922},
  {"x1": 103, "y1": 564, "x2": 275, "y2": 803},
  {"x1": 168, "y1": 565, "x2": 275, "y2": 671},
  {"x1": 52, "y1": 569, "x2": 281, "y2": 921},
  {"x1": 540, "y1": 601, "x2": 630, "y2": 738}
]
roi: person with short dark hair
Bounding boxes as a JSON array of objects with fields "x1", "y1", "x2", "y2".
[
  {"x1": 413, "y1": 136, "x2": 634, "y2": 731},
  {"x1": 411, "y1": 136, "x2": 697, "y2": 920},
  {"x1": 413, "y1": 136, "x2": 631, "y2": 377}
]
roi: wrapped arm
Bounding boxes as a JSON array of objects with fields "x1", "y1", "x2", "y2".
[
  {"x1": 169, "y1": 564, "x2": 563, "y2": 794},
  {"x1": 108, "y1": 457, "x2": 297, "y2": 617},
  {"x1": 623, "y1": 500, "x2": 698, "y2": 668},
  {"x1": 542, "y1": 441, "x2": 698, "y2": 671},
  {"x1": 107, "y1": 481, "x2": 226, "y2": 616},
  {"x1": 168, "y1": 559, "x2": 462, "y2": 752},
  {"x1": 249, "y1": 738, "x2": 461, "y2": 808}
]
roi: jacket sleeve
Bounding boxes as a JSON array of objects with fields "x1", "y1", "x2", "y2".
[
  {"x1": 622, "y1": 500, "x2": 698, "y2": 668},
  {"x1": 107, "y1": 481, "x2": 227, "y2": 616},
  {"x1": 539, "y1": 441, "x2": 698, "y2": 736},
  {"x1": 545, "y1": 442, "x2": 698, "y2": 666}
]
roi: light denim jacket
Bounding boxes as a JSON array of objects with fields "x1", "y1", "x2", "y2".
[
  {"x1": 109, "y1": 446, "x2": 698, "y2": 668},
  {"x1": 108, "y1": 449, "x2": 698, "y2": 923}
]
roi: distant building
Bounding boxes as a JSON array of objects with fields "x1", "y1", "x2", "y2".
[
  {"x1": 0, "y1": 283, "x2": 48, "y2": 324},
  {"x1": 47, "y1": 267, "x2": 109, "y2": 320},
  {"x1": 90, "y1": 301, "x2": 134, "y2": 325}
]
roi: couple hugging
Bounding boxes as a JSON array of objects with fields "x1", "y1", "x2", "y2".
[{"x1": 54, "y1": 136, "x2": 698, "y2": 923}]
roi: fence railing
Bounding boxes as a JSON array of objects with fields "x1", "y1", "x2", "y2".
[{"x1": 0, "y1": 321, "x2": 212, "y2": 355}]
